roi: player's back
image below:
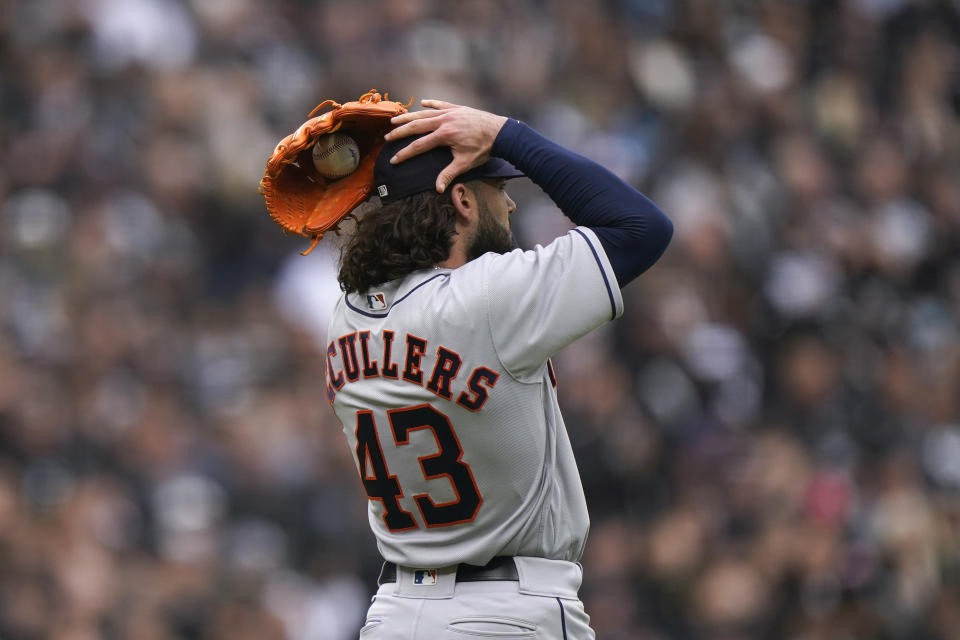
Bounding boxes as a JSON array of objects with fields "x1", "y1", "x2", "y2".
[{"x1": 326, "y1": 230, "x2": 622, "y2": 568}]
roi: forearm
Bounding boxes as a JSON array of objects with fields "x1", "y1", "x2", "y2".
[{"x1": 492, "y1": 119, "x2": 673, "y2": 286}]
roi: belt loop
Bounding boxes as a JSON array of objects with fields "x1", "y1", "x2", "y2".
[
  {"x1": 514, "y1": 557, "x2": 582, "y2": 599},
  {"x1": 377, "y1": 562, "x2": 391, "y2": 586}
]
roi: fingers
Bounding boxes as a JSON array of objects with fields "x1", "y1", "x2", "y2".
[
  {"x1": 421, "y1": 99, "x2": 460, "y2": 109},
  {"x1": 436, "y1": 157, "x2": 473, "y2": 193},
  {"x1": 389, "y1": 130, "x2": 446, "y2": 164},
  {"x1": 388, "y1": 108, "x2": 449, "y2": 128},
  {"x1": 388, "y1": 98, "x2": 458, "y2": 126},
  {"x1": 384, "y1": 115, "x2": 444, "y2": 142},
  {"x1": 381, "y1": 99, "x2": 495, "y2": 191},
  {"x1": 385, "y1": 99, "x2": 468, "y2": 144}
]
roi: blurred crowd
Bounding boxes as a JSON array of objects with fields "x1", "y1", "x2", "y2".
[{"x1": 1, "y1": 0, "x2": 959, "y2": 638}]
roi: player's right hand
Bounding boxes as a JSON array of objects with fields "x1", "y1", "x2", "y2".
[{"x1": 385, "y1": 99, "x2": 508, "y2": 193}]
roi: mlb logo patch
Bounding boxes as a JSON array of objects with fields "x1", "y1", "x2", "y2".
[
  {"x1": 366, "y1": 293, "x2": 387, "y2": 311},
  {"x1": 413, "y1": 569, "x2": 438, "y2": 586}
]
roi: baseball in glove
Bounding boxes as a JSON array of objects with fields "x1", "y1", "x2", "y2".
[{"x1": 259, "y1": 90, "x2": 411, "y2": 255}]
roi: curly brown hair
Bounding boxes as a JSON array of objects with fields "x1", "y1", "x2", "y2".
[{"x1": 337, "y1": 190, "x2": 459, "y2": 293}]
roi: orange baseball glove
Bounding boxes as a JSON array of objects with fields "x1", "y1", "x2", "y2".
[{"x1": 259, "y1": 90, "x2": 410, "y2": 255}]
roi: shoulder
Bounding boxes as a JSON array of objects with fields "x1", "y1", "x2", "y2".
[{"x1": 457, "y1": 227, "x2": 608, "y2": 280}]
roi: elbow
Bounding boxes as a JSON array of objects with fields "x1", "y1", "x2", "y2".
[
  {"x1": 635, "y1": 206, "x2": 672, "y2": 266},
  {"x1": 609, "y1": 209, "x2": 673, "y2": 286},
  {"x1": 652, "y1": 208, "x2": 673, "y2": 256}
]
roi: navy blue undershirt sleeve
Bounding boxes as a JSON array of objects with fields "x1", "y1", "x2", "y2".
[{"x1": 491, "y1": 119, "x2": 673, "y2": 287}]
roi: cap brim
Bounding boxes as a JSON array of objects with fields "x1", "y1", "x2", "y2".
[{"x1": 459, "y1": 158, "x2": 524, "y2": 183}]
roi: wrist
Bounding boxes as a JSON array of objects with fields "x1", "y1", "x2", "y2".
[{"x1": 491, "y1": 118, "x2": 525, "y2": 158}]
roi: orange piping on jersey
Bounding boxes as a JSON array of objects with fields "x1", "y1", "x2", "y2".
[
  {"x1": 338, "y1": 332, "x2": 361, "y2": 382},
  {"x1": 401, "y1": 333, "x2": 428, "y2": 385},
  {"x1": 326, "y1": 341, "x2": 345, "y2": 390},
  {"x1": 455, "y1": 367, "x2": 500, "y2": 412},
  {"x1": 387, "y1": 404, "x2": 483, "y2": 528},
  {"x1": 355, "y1": 410, "x2": 419, "y2": 533},
  {"x1": 426, "y1": 346, "x2": 463, "y2": 400},
  {"x1": 358, "y1": 330, "x2": 380, "y2": 378},
  {"x1": 381, "y1": 330, "x2": 399, "y2": 378}
]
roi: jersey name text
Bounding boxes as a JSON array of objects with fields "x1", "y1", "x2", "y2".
[{"x1": 326, "y1": 330, "x2": 499, "y2": 410}]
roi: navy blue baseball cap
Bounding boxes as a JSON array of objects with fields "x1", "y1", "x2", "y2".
[{"x1": 374, "y1": 134, "x2": 523, "y2": 204}]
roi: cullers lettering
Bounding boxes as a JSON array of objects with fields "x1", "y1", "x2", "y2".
[{"x1": 326, "y1": 330, "x2": 499, "y2": 411}]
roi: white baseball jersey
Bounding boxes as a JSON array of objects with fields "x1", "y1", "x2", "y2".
[{"x1": 325, "y1": 227, "x2": 623, "y2": 568}]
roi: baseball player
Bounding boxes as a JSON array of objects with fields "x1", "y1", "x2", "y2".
[{"x1": 325, "y1": 99, "x2": 673, "y2": 638}]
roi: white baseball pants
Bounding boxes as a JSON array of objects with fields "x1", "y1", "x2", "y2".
[{"x1": 359, "y1": 556, "x2": 595, "y2": 639}]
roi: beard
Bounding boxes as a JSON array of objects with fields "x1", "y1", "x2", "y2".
[{"x1": 465, "y1": 199, "x2": 515, "y2": 262}]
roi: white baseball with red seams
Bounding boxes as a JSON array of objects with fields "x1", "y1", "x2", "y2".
[{"x1": 312, "y1": 132, "x2": 360, "y2": 178}]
